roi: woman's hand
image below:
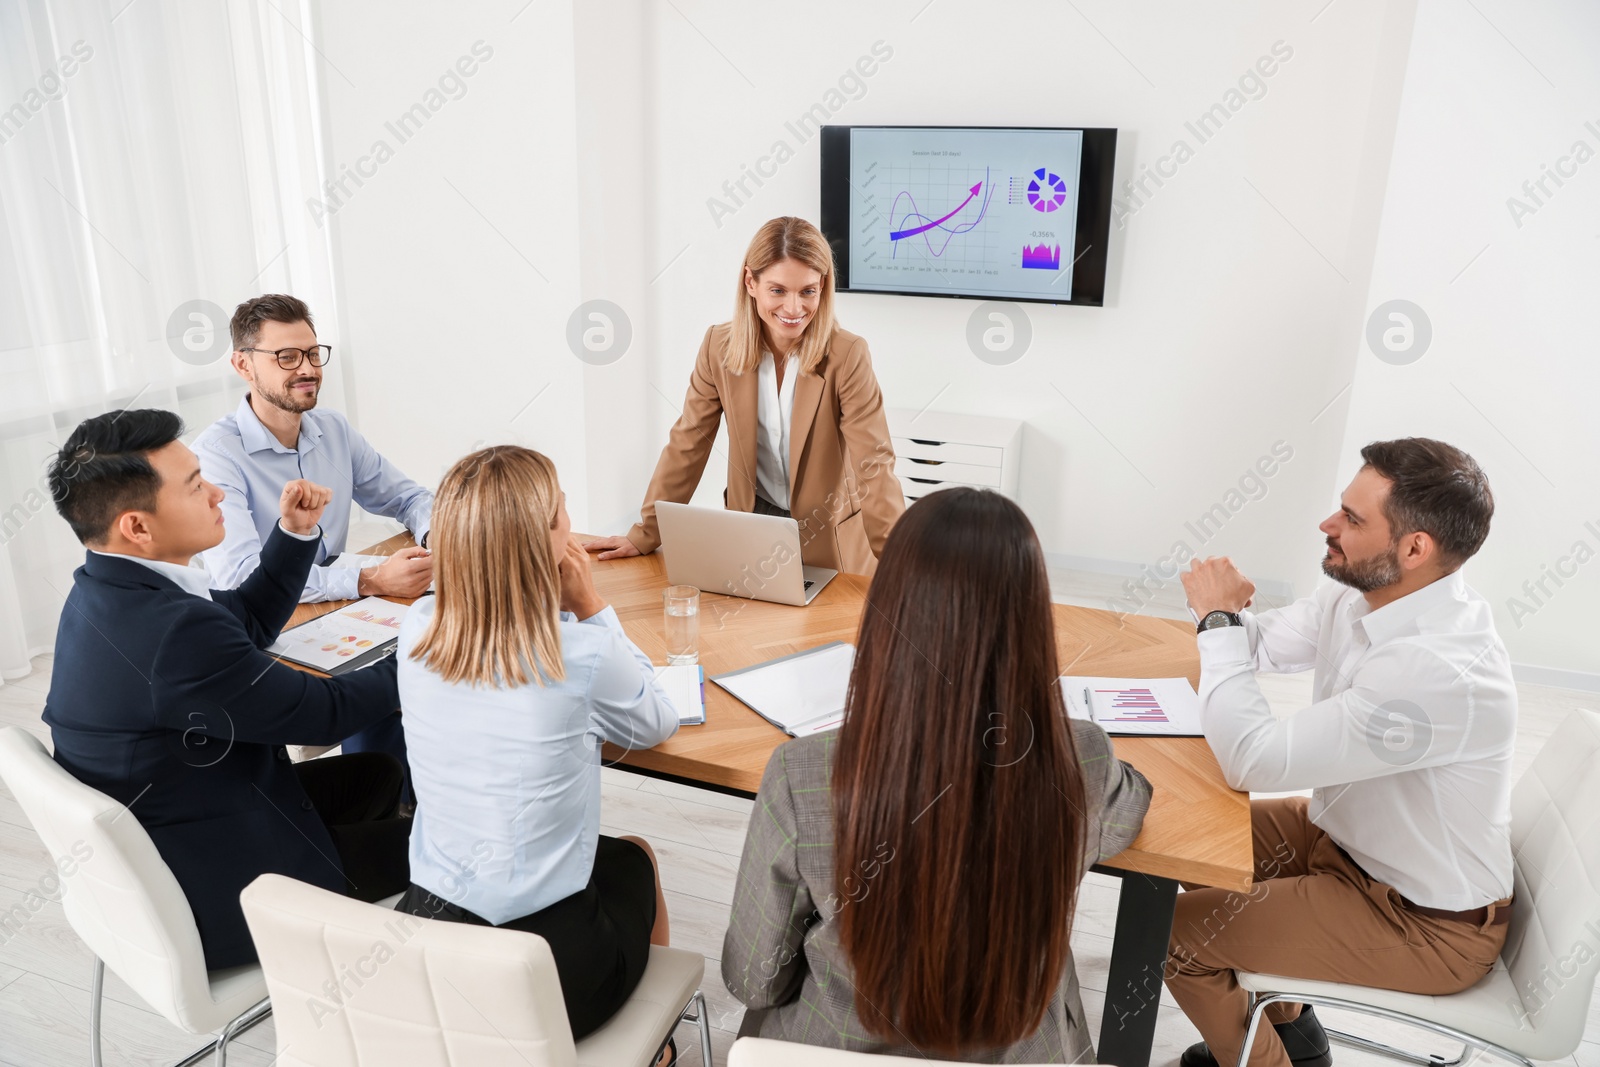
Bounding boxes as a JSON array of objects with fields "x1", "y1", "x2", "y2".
[
  {"x1": 583, "y1": 535, "x2": 642, "y2": 561},
  {"x1": 559, "y1": 536, "x2": 608, "y2": 619}
]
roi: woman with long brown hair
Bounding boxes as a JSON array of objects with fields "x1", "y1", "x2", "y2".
[
  {"x1": 722, "y1": 488, "x2": 1153, "y2": 1060},
  {"x1": 394, "y1": 445, "x2": 679, "y2": 1042},
  {"x1": 584, "y1": 215, "x2": 904, "y2": 575}
]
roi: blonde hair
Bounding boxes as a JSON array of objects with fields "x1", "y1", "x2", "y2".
[
  {"x1": 725, "y1": 216, "x2": 838, "y2": 376},
  {"x1": 410, "y1": 446, "x2": 565, "y2": 687}
]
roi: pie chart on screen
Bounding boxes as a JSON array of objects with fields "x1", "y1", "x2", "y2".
[{"x1": 1027, "y1": 168, "x2": 1067, "y2": 212}]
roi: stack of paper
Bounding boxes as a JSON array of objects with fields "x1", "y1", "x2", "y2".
[
  {"x1": 653, "y1": 664, "x2": 706, "y2": 726},
  {"x1": 1060, "y1": 676, "x2": 1203, "y2": 737},
  {"x1": 712, "y1": 642, "x2": 854, "y2": 737}
]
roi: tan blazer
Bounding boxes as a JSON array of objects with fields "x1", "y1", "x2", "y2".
[{"x1": 626, "y1": 323, "x2": 905, "y2": 574}]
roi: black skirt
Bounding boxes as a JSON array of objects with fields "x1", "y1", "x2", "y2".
[{"x1": 396, "y1": 835, "x2": 657, "y2": 1039}]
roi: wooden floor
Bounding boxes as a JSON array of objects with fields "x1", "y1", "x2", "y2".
[{"x1": 1, "y1": 562, "x2": 1596, "y2": 1066}]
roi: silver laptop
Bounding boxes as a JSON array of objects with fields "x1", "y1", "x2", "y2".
[{"x1": 655, "y1": 501, "x2": 838, "y2": 606}]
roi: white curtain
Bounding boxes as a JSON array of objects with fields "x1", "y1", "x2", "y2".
[{"x1": 0, "y1": 0, "x2": 343, "y2": 683}]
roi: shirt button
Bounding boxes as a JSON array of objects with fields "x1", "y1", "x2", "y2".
[
  {"x1": 301, "y1": 799, "x2": 314, "y2": 811},
  {"x1": 277, "y1": 748, "x2": 290, "y2": 761}
]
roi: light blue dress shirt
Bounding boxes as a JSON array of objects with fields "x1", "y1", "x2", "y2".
[
  {"x1": 397, "y1": 599, "x2": 678, "y2": 925},
  {"x1": 194, "y1": 396, "x2": 433, "y2": 602}
]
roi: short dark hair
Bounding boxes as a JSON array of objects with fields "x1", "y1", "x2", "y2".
[
  {"x1": 230, "y1": 293, "x2": 315, "y2": 351},
  {"x1": 49, "y1": 410, "x2": 185, "y2": 545},
  {"x1": 1359, "y1": 437, "x2": 1494, "y2": 568}
]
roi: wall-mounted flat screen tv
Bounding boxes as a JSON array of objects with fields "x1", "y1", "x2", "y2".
[{"x1": 820, "y1": 125, "x2": 1117, "y2": 306}]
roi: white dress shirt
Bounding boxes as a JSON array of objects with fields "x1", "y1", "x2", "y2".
[
  {"x1": 89, "y1": 523, "x2": 319, "y2": 602},
  {"x1": 1197, "y1": 571, "x2": 1517, "y2": 910},
  {"x1": 754, "y1": 350, "x2": 796, "y2": 510},
  {"x1": 398, "y1": 600, "x2": 678, "y2": 925}
]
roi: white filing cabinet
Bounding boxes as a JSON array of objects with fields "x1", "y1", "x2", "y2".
[{"x1": 885, "y1": 408, "x2": 1023, "y2": 503}]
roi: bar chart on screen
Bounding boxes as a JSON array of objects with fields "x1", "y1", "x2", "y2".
[{"x1": 1060, "y1": 676, "x2": 1204, "y2": 736}]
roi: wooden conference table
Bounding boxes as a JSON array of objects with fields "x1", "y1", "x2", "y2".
[{"x1": 290, "y1": 533, "x2": 1253, "y2": 1067}]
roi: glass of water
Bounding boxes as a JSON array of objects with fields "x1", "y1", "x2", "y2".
[{"x1": 663, "y1": 585, "x2": 700, "y2": 665}]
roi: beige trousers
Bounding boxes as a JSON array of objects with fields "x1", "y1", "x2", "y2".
[{"x1": 1164, "y1": 797, "x2": 1509, "y2": 1067}]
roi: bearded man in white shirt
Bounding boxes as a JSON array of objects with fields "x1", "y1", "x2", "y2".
[{"x1": 1167, "y1": 437, "x2": 1514, "y2": 1067}]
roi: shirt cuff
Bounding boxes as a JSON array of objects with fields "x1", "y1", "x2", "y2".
[
  {"x1": 565, "y1": 604, "x2": 620, "y2": 629},
  {"x1": 325, "y1": 565, "x2": 361, "y2": 601},
  {"x1": 277, "y1": 521, "x2": 321, "y2": 542},
  {"x1": 1197, "y1": 624, "x2": 1253, "y2": 668}
]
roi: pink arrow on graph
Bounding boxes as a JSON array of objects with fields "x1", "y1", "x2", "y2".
[{"x1": 889, "y1": 181, "x2": 983, "y2": 241}]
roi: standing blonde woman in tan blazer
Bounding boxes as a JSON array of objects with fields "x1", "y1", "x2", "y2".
[{"x1": 585, "y1": 217, "x2": 905, "y2": 575}]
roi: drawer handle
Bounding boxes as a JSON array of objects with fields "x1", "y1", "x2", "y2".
[
  {"x1": 907, "y1": 458, "x2": 944, "y2": 466},
  {"x1": 909, "y1": 477, "x2": 940, "y2": 485},
  {"x1": 909, "y1": 438, "x2": 945, "y2": 446}
]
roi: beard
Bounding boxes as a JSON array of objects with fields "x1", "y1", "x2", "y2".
[
  {"x1": 1321, "y1": 540, "x2": 1402, "y2": 593},
  {"x1": 256, "y1": 375, "x2": 320, "y2": 414}
]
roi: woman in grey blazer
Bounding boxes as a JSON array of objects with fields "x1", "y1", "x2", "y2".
[{"x1": 722, "y1": 487, "x2": 1153, "y2": 1062}]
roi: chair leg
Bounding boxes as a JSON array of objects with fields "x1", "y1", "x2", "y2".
[
  {"x1": 1237, "y1": 991, "x2": 1277, "y2": 1067},
  {"x1": 89, "y1": 957, "x2": 105, "y2": 1067},
  {"x1": 212, "y1": 996, "x2": 271, "y2": 1066},
  {"x1": 1325, "y1": 1024, "x2": 1473, "y2": 1067},
  {"x1": 692, "y1": 991, "x2": 712, "y2": 1067},
  {"x1": 674, "y1": 990, "x2": 712, "y2": 1067},
  {"x1": 1236, "y1": 991, "x2": 1534, "y2": 1067},
  {"x1": 165, "y1": 997, "x2": 272, "y2": 1067}
]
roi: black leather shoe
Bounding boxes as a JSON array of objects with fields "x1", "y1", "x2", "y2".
[{"x1": 1180, "y1": 1006, "x2": 1332, "y2": 1067}]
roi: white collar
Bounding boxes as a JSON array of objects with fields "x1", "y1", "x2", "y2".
[
  {"x1": 90, "y1": 551, "x2": 214, "y2": 601},
  {"x1": 1354, "y1": 570, "x2": 1468, "y2": 646}
]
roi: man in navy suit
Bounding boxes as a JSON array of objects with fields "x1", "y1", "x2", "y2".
[{"x1": 43, "y1": 409, "x2": 410, "y2": 969}]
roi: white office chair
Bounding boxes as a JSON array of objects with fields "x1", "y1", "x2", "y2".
[
  {"x1": 1236, "y1": 708, "x2": 1600, "y2": 1067},
  {"x1": 728, "y1": 1037, "x2": 1063, "y2": 1064},
  {"x1": 0, "y1": 726, "x2": 271, "y2": 1066},
  {"x1": 240, "y1": 872, "x2": 713, "y2": 1067}
]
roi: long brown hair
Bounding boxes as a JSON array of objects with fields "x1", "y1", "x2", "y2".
[
  {"x1": 725, "y1": 216, "x2": 838, "y2": 375},
  {"x1": 410, "y1": 446, "x2": 565, "y2": 687},
  {"x1": 833, "y1": 488, "x2": 1087, "y2": 1055}
]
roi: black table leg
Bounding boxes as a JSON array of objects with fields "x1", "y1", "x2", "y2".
[{"x1": 1094, "y1": 868, "x2": 1180, "y2": 1067}]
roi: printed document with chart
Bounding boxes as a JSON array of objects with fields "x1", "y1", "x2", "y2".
[{"x1": 1060, "y1": 676, "x2": 1203, "y2": 737}]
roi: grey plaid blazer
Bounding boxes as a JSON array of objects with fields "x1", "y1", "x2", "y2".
[{"x1": 721, "y1": 719, "x2": 1153, "y2": 1062}]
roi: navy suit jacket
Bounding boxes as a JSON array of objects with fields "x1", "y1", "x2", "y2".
[{"x1": 43, "y1": 525, "x2": 400, "y2": 969}]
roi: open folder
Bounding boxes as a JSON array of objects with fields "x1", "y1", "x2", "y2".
[
  {"x1": 711, "y1": 642, "x2": 854, "y2": 737},
  {"x1": 267, "y1": 596, "x2": 409, "y2": 675}
]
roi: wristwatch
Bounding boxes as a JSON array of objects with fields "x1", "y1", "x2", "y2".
[{"x1": 1196, "y1": 610, "x2": 1243, "y2": 634}]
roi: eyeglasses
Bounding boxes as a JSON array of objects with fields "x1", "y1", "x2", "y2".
[{"x1": 242, "y1": 344, "x2": 332, "y2": 370}]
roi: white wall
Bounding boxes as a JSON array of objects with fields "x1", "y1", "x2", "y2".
[
  {"x1": 1338, "y1": 0, "x2": 1600, "y2": 684},
  {"x1": 310, "y1": 0, "x2": 1600, "y2": 682},
  {"x1": 633, "y1": 1, "x2": 1410, "y2": 599},
  {"x1": 312, "y1": 0, "x2": 591, "y2": 524}
]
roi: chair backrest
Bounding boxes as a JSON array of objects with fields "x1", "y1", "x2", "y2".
[
  {"x1": 0, "y1": 726, "x2": 223, "y2": 1031},
  {"x1": 728, "y1": 1037, "x2": 1060, "y2": 1065},
  {"x1": 1501, "y1": 708, "x2": 1600, "y2": 1056},
  {"x1": 240, "y1": 873, "x2": 579, "y2": 1067}
]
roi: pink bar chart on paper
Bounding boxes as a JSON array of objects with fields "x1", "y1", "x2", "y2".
[
  {"x1": 1060, "y1": 676, "x2": 1202, "y2": 736},
  {"x1": 1094, "y1": 687, "x2": 1171, "y2": 724}
]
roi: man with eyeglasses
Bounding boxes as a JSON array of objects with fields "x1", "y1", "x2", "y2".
[
  {"x1": 195, "y1": 294, "x2": 434, "y2": 603},
  {"x1": 195, "y1": 294, "x2": 432, "y2": 798}
]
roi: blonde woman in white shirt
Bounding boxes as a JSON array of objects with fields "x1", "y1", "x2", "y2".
[{"x1": 395, "y1": 445, "x2": 678, "y2": 1042}]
